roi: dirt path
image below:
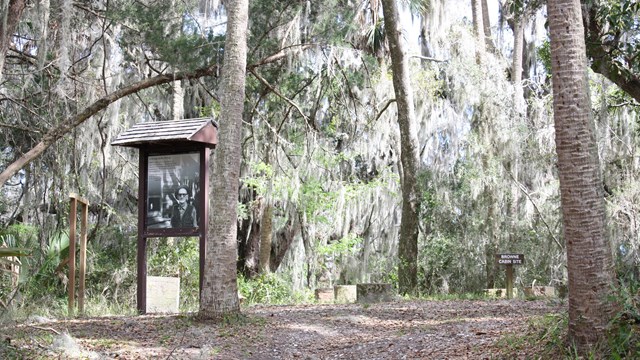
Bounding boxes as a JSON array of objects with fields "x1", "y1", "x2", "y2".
[{"x1": 3, "y1": 299, "x2": 564, "y2": 359}]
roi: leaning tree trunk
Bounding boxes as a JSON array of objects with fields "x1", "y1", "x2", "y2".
[
  {"x1": 199, "y1": 0, "x2": 248, "y2": 320},
  {"x1": 547, "y1": 0, "x2": 617, "y2": 353},
  {"x1": 381, "y1": 0, "x2": 421, "y2": 295}
]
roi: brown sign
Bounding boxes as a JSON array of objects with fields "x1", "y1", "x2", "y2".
[{"x1": 496, "y1": 253, "x2": 524, "y2": 265}]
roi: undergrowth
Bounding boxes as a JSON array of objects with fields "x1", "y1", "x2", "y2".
[
  {"x1": 237, "y1": 273, "x2": 313, "y2": 305},
  {"x1": 496, "y1": 284, "x2": 639, "y2": 359}
]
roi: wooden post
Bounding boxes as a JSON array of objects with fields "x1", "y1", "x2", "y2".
[
  {"x1": 506, "y1": 264, "x2": 514, "y2": 299},
  {"x1": 199, "y1": 149, "x2": 209, "y2": 297},
  {"x1": 78, "y1": 200, "x2": 89, "y2": 314},
  {"x1": 68, "y1": 197, "x2": 77, "y2": 316},
  {"x1": 69, "y1": 194, "x2": 89, "y2": 316},
  {"x1": 137, "y1": 152, "x2": 147, "y2": 314}
]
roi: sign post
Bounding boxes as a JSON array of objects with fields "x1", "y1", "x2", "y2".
[
  {"x1": 495, "y1": 254, "x2": 524, "y2": 299},
  {"x1": 68, "y1": 193, "x2": 89, "y2": 316}
]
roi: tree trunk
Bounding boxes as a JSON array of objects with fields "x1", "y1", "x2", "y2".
[
  {"x1": 270, "y1": 213, "x2": 299, "y2": 272},
  {"x1": 471, "y1": 0, "x2": 485, "y2": 63},
  {"x1": 381, "y1": 0, "x2": 421, "y2": 295},
  {"x1": 236, "y1": 197, "x2": 261, "y2": 278},
  {"x1": 511, "y1": 19, "x2": 525, "y2": 114},
  {"x1": 0, "y1": 0, "x2": 27, "y2": 83},
  {"x1": 259, "y1": 203, "x2": 273, "y2": 273},
  {"x1": 547, "y1": 0, "x2": 617, "y2": 352},
  {"x1": 198, "y1": 0, "x2": 248, "y2": 320},
  {"x1": 481, "y1": 0, "x2": 496, "y2": 52}
]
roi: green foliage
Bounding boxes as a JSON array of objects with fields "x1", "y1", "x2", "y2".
[
  {"x1": 242, "y1": 162, "x2": 274, "y2": 194},
  {"x1": 110, "y1": 2, "x2": 223, "y2": 71},
  {"x1": 17, "y1": 230, "x2": 71, "y2": 301},
  {"x1": 498, "y1": 282, "x2": 640, "y2": 359},
  {"x1": 606, "y1": 280, "x2": 640, "y2": 358},
  {"x1": 537, "y1": 40, "x2": 551, "y2": 75},
  {"x1": 0, "y1": 247, "x2": 30, "y2": 257},
  {"x1": 364, "y1": 20, "x2": 386, "y2": 56},
  {"x1": 147, "y1": 238, "x2": 200, "y2": 311},
  {"x1": 317, "y1": 233, "x2": 362, "y2": 257},
  {"x1": 496, "y1": 313, "x2": 569, "y2": 357},
  {"x1": 238, "y1": 273, "x2": 312, "y2": 305},
  {"x1": 595, "y1": 0, "x2": 640, "y2": 77},
  {"x1": 300, "y1": 178, "x2": 338, "y2": 222},
  {"x1": 418, "y1": 233, "x2": 461, "y2": 294},
  {"x1": 0, "y1": 224, "x2": 34, "y2": 259},
  {"x1": 0, "y1": 224, "x2": 38, "y2": 249},
  {"x1": 237, "y1": 202, "x2": 249, "y2": 221}
]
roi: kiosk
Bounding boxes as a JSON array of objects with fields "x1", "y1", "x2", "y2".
[{"x1": 112, "y1": 118, "x2": 218, "y2": 313}]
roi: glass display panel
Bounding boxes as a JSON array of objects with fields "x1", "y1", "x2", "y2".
[{"x1": 146, "y1": 152, "x2": 200, "y2": 229}]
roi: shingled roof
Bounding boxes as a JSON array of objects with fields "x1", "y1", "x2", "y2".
[{"x1": 111, "y1": 118, "x2": 218, "y2": 148}]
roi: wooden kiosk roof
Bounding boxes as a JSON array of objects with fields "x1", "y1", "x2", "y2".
[{"x1": 111, "y1": 117, "x2": 218, "y2": 148}]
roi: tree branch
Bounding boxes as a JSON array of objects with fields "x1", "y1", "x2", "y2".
[
  {"x1": 503, "y1": 166, "x2": 563, "y2": 250},
  {"x1": 0, "y1": 65, "x2": 218, "y2": 187},
  {"x1": 248, "y1": 44, "x2": 316, "y2": 69},
  {"x1": 408, "y1": 54, "x2": 448, "y2": 63},
  {"x1": 1, "y1": 43, "x2": 318, "y2": 188},
  {"x1": 585, "y1": 6, "x2": 640, "y2": 103},
  {"x1": 374, "y1": 98, "x2": 396, "y2": 123},
  {"x1": 248, "y1": 67, "x2": 316, "y2": 131},
  {"x1": 0, "y1": 122, "x2": 40, "y2": 133}
]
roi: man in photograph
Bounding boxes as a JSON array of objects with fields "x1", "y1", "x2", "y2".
[{"x1": 171, "y1": 185, "x2": 197, "y2": 228}]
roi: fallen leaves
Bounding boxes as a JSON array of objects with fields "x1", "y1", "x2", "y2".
[{"x1": 1, "y1": 299, "x2": 565, "y2": 359}]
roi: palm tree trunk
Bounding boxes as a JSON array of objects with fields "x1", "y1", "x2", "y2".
[
  {"x1": 547, "y1": 0, "x2": 617, "y2": 352},
  {"x1": 198, "y1": 0, "x2": 248, "y2": 320}
]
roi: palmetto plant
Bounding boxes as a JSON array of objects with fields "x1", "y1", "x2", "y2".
[{"x1": 0, "y1": 247, "x2": 30, "y2": 258}]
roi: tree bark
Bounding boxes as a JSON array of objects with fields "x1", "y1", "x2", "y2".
[
  {"x1": 481, "y1": 0, "x2": 496, "y2": 53},
  {"x1": 199, "y1": 0, "x2": 248, "y2": 320},
  {"x1": 381, "y1": 0, "x2": 421, "y2": 295},
  {"x1": 471, "y1": 0, "x2": 485, "y2": 63},
  {"x1": 270, "y1": 214, "x2": 299, "y2": 272},
  {"x1": 547, "y1": 0, "x2": 617, "y2": 353},
  {"x1": 259, "y1": 203, "x2": 273, "y2": 274},
  {"x1": 511, "y1": 19, "x2": 525, "y2": 114},
  {"x1": 0, "y1": 0, "x2": 27, "y2": 83},
  {"x1": 236, "y1": 197, "x2": 261, "y2": 278}
]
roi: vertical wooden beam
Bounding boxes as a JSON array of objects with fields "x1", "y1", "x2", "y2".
[
  {"x1": 199, "y1": 148, "x2": 209, "y2": 297},
  {"x1": 78, "y1": 202, "x2": 88, "y2": 315},
  {"x1": 506, "y1": 264, "x2": 514, "y2": 299},
  {"x1": 137, "y1": 150, "x2": 148, "y2": 314},
  {"x1": 68, "y1": 198, "x2": 77, "y2": 316}
]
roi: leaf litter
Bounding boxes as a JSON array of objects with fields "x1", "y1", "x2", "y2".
[{"x1": 2, "y1": 299, "x2": 564, "y2": 359}]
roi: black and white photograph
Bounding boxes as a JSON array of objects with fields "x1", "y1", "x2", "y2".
[{"x1": 146, "y1": 152, "x2": 201, "y2": 229}]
